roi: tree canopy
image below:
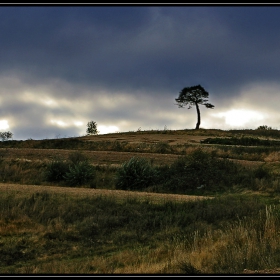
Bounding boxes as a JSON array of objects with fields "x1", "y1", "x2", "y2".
[
  {"x1": 86, "y1": 121, "x2": 99, "y2": 135},
  {"x1": 175, "y1": 85, "x2": 214, "y2": 129}
]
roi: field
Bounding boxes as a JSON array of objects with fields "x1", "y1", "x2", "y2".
[{"x1": 1, "y1": 128, "x2": 280, "y2": 274}]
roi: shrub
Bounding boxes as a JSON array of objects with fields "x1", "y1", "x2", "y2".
[
  {"x1": 64, "y1": 161, "x2": 95, "y2": 187},
  {"x1": 178, "y1": 262, "x2": 201, "y2": 274},
  {"x1": 115, "y1": 157, "x2": 156, "y2": 190},
  {"x1": 163, "y1": 148, "x2": 241, "y2": 193},
  {"x1": 257, "y1": 125, "x2": 272, "y2": 130},
  {"x1": 44, "y1": 158, "x2": 69, "y2": 182},
  {"x1": 253, "y1": 165, "x2": 271, "y2": 180},
  {"x1": 154, "y1": 141, "x2": 173, "y2": 154}
]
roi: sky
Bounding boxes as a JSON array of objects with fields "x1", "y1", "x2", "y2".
[{"x1": 1, "y1": 4, "x2": 280, "y2": 140}]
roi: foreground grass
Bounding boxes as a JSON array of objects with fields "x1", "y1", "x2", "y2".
[{"x1": 0, "y1": 190, "x2": 280, "y2": 274}]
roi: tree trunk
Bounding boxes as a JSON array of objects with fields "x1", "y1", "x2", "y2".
[{"x1": 195, "y1": 103, "x2": 200, "y2": 129}]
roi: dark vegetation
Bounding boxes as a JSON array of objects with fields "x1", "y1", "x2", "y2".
[
  {"x1": 175, "y1": 85, "x2": 214, "y2": 129},
  {"x1": 201, "y1": 136, "x2": 280, "y2": 146},
  {"x1": 115, "y1": 149, "x2": 272, "y2": 195},
  {"x1": 0, "y1": 128, "x2": 279, "y2": 194},
  {"x1": 1, "y1": 191, "x2": 280, "y2": 274}
]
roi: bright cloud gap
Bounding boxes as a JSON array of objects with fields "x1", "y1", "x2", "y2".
[{"x1": 212, "y1": 109, "x2": 265, "y2": 128}]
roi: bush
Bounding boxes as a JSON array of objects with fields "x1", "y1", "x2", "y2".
[
  {"x1": 154, "y1": 141, "x2": 173, "y2": 154},
  {"x1": 44, "y1": 158, "x2": 69, "y2": 182},
  {"x1": 115, "y1": 157, "x2": 157, "y2": 190},
  {"x1": 64, "y1": 161, "x2": 95, "y2": 187},
  {"x1": 253, "y1": 165, "x2": 271, "y2": 180},
  {"x1": 163, "y1": 148, "x2": 241, "y2": 193},
  {"x1": 257, "y1": 125, "x2": 272, "y2": 130},
  {"x1": 44, "y1": 152, "x2": 95, "y2": 186}
]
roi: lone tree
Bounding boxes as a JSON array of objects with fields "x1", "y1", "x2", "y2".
[
  {"x1": 0, "y1": 131, "x2": 13, "y2": 141},
  {"x1": 175, "y1": 84, "x2": 214, "y2": 129},
  {"x1": 86, "y1": 121, "x2": 99, "y2": 135}
]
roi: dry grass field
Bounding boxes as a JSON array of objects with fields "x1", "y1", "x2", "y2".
[
  {"x1": 0, "y1": 130, "x2": 218, "y2": 202},
  {"x1": 0, "y1": 128, "x2": 268, "y2": 167},
  {"x1": 0, "y1": 183, "x2": 212, "y2": 203},
  {"x1": 1, "y1": 128, "x2": 280, "y2": 274}
]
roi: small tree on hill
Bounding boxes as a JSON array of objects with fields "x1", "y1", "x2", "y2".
[
  {"x1": 257, "y1": 125, "x2": 273, "y2": 130},
  {"x1": 0, "y1": 131, "x2": 13, "y2": 141},
  {"x1": 175, "y1": 84, "x2": 215, "y2": 129},
  {"x1": 86, "y1": 121, "x2": 99, "y2": 135}
]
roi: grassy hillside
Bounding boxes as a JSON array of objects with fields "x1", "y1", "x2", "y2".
[{"x1": 0, "y1": 128, "x2": 280, "y2": 274}]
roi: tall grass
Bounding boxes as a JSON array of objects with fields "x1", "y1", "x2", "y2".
[{"x1": 0, "y1": 191, "x2": 279, "y2": 274}]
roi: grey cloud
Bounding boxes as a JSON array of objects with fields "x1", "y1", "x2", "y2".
[{"x1": 0, "y1": 6, "x2": 280, "y2": 139}]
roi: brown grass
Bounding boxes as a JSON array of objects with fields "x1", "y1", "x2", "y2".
[
  {"x1": 80, "y1": 133, "x2": 210, "y2": 145},
  {"x1": 0, "y1": 183, "x2": 213, "y2": 204},
  {"x1": 0, "y1": 148, "x2": 181, "y2": 166}
]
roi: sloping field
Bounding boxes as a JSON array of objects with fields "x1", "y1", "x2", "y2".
[
  {"x1": 0, "y1": 148, "x2": 181, "y2": 166},
  {"x1": 0, "y1": 183, "x2": 212, "y2": 203},
  {"x1": 80, "y1": 132, "x2": 211, "y2": 145},
  {"x1": 0, "y1": 129, "x2": 267, "y2": 168},
  {"x1": 0, "y1": 147, "x2": 264, "y2": 168}
]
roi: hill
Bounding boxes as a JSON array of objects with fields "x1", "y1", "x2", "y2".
[{"x1": 1, "y1": 128, "x2": 280, "y2": 274}]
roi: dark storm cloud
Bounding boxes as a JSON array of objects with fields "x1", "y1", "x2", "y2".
[
  {"x1": 1, "y1": 5, "x2": 280, "y2": 139},
  {"x1": 0, "y1": 6, "x2": 152, "y2": 88},
  {"x1": 1, "y1": 5, "x2": 280, "y2": 97}
]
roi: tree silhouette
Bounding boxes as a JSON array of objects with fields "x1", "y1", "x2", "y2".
[
  {"x1": 0, "y1": 131, "x2": 13, "y2": 141},
  {"x1": 86, "y1": 121, "x2": 99, "y2": 135},
  {"x1": 175, "y1": 85, "x2": 214, "y2": 129}
]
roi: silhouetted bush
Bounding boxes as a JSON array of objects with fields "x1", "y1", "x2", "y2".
[
  {"x1": 44, "y1": 152, "x2": 95, "y2": 186},
  {"x1": 64, "y1": 161, "x2": 95, "y2": 187},
  {"x1": 115, "y1": 157, "x2": 157, "y2": 190},
  {"x1": 44, "y1": 158, "x2": 69, "y2": 182},
  {"x1": 257, "y1": 125, "x2": 273, "y2": 130},
  {"x1": 163, "y1": 148, "x2": 244, "y2": 193}
]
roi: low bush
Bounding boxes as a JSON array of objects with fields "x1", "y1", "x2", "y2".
[
  {"x1": 64, "y1": 161, "x2": 95, "y2": 187},
  {"x1": 253, "y1": 165, "x2": 271, "y2": 180},
  {"x1": 68, "y1": 151, "x2": 89, "y2": 165},
  {"x1": 153, "y1": 141, "x2": 173, "y2": 154},
  {"x1": 44, "y1": 152, "x2": 95, "y2": 187},
  {"x1": 44, "y1": 158, "x2": 69, "y2": 182},
  {"x1": 162, "y1": 148, "x2": 247, "y2": 194},
  {"x1": 114, "y1": 149, "x2": 258, "y2": 194},
  {"x1": 114, "y1": 150, "x2": 237, "y2": 193},
  {"x1": 115, "y1": 157, "x2": 157, "y2": 190}
]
